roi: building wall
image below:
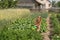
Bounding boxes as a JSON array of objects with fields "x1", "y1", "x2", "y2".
[
  {"x1": 45, "y1": 1, "x2": 52, "y2": 9},
  {"x1": 18, "y1": 0, "x2": 52, "y2": 10},
  {"x1": 35, "y1": 0, "x2": 52, "y2": 9}
]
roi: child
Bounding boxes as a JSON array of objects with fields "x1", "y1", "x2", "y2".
[{"x1": 35, "y1": 16, "x2": 42, "y2": 32}]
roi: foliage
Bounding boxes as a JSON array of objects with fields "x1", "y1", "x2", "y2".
[
  {"x1": 52, "y1": 34, "x2": 60, "y2": 40},
  {"x1": 52, "y1": 1, "x2": 56, "y2": 7},
  {"x1": 0, "y1": 12, "x2": 48, "y2": 40},
  {"x1": 51, "y1": 14, "x2": 60, "y2": 40},
  {"x1": 0, "y1": 26, "x2": 43, "y2": 40},
  {"x1": 8, "y1": 0, "x2": 17, "y2": 8},
  {"x1": 40, "y1": 18, "x2": 47, "y2": 32},
  {"x1": 0, "y1": 0, "x2": 17, "y2": 8},
  {"x1": 56, "y1": 1, "x2": 60, "y2": 7},
  {"x1": 51, "y1": 14, "x2": 60, "y2": 34},
  {"x1": 57, "y1": 14, "x2": 60, "y2": 22}
]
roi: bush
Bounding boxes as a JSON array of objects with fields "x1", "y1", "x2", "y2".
[
  {"x1": 57, "y1": 14, "x2": 60, "y2": 22},
  {"x1": 52, "y1": 34, "x2": 60, "y2": 40},
  {"x1": 0, "y1": 0, "x2": 17, "y2": 8},
  {"x1": 0, "y1": 0, "x2": 3, "y2": 8},
  {"x1": 8, "y1": 0, "x2": 17, "y2": 8},
  {"x1": 51, "y1": 14, "x2": 60, "y2": 40},
  {"x1": 51, "y1": 14, "x2": 60, "y2": 34}
]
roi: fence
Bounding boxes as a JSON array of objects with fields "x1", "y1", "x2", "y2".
[
  {"x1": 17, "y1": 4, "x2": 60, "y2": 13},
  {"x1": 49, "y1": 7, "x2": 60, "y2": 13}
]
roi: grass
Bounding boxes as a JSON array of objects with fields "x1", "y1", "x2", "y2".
[
  {"x1": 0, "y1": 9, "x2": 30, "y2": 30},
  {"x1": 0, "y1": 9, "x2": 30, "y2": 20}
]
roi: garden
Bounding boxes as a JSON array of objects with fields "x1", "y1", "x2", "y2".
[
  {"x1": 0, "y1": 9, "x2": 48, "y2": 40},
  {"x1": 0, "y1": 9, "x2": 60, "y2": 40},
  {"x1": 0, "y1": 0, "x2": 60, "y2": 40}
]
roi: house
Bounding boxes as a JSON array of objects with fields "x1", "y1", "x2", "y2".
[
  {"x1": 36, "y1": 0, "x2": 52, "y2": 9},
  {"x1": 17, "y1": 0, "x2": 52, "y2": 11},
  {"x1": 17, "y1": 0, "x2": 35, "y2": 8}
]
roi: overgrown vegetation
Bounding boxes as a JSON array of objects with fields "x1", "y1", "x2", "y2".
[
  {"x1": 50, "y1": 14, "x2": 60, "y2": 40},
  {"x1": 0, "y1": 9, "x2": 48, "y2": 40},
  {"x1": 0, "y1": 8, "x2": 60, "y2": 40},
  {"x1": 0, "y1": 0, "x2": 17, "y2": 8}
]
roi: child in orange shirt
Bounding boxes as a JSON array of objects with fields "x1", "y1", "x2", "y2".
[{"x1": 35, "y1": 16, "x2": 42, "y2": 32}]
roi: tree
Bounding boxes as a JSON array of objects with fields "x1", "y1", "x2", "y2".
[
  {"x1": 56, "y1": 1, "x2": 60, "y2": 7},
  {"x1": 0, "y1": 0, "x2": 17, "y2": 9},
  {"x1": 52, "y1": 1, "x2": 56, "y2": 7}
]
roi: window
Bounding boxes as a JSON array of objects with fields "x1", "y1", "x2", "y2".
[{"x1": 49, "y1": 4, "x2": 51, "y2": 7}]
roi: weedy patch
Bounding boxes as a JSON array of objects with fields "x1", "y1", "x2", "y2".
[{"x1": 0, "y1": 9, "x2": 48, "y2": 40}]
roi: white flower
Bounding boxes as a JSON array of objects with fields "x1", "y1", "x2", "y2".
[
  {"x1": 0, "y1": 0, "x2": 1, "y2": 1},
  {"x1": 57, "y1": 36, "x2": 59, "y2": 38},
  {"x1": 8, "y1": 28, "x2": 10, "y2": 30},
  {"x1": 13, "y1": 0, "x2": 16, "y2": 1}
]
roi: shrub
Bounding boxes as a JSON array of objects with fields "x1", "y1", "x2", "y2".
[
  {"x1": 8, "y1": 0, "x2": 17, "y2": 8},
  {"x1": 51, "y1": 14, "x2": 60, "y2": 34},
  {"x1": 57, "y1": 14, "x2": 60, "y2": 22},
  {"x1": 0, "y1": 0, "x2": 3, "y2": 8},
  {"x1": 51, "y1": 14, "x2": 60, "y2": 40},
  {"x1": 52, "y1": 34, "x2": 60, "y2": 40},
  {"x1": 0, "y1": 0, "x2": 17, "y2": 8}
]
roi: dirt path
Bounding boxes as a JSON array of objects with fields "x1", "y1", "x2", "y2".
[{"x1": 41, "y1": 14, "x2": 51, "y2": 40}]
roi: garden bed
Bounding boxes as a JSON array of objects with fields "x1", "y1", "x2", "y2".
[{"x1": 0, "y1": 9, "x2": 48, "y2": 40}]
